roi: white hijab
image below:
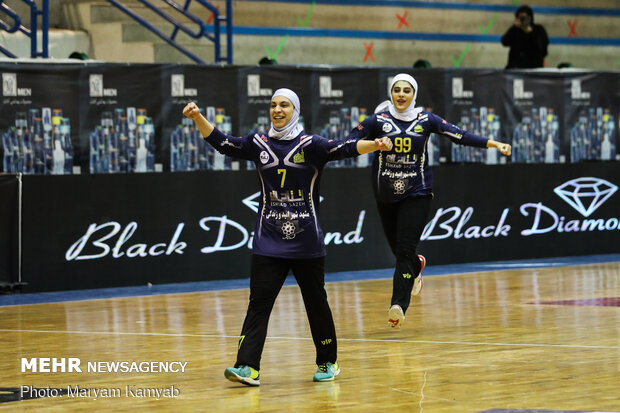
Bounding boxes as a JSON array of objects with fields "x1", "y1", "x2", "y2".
[
  {"x1": 374, "y1": 73, "x2": 423, "y2": 121},
  {"x1": 268, "y1": 88, "x2": 304, "y2": 140}
]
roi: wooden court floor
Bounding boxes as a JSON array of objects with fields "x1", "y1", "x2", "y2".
[{"x1": 1, "y1": 261, "x2": 619, "y2": 412}]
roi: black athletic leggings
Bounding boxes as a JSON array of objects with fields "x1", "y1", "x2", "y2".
[
  {"x1": 376, "y1": 196, "x2": 433, "y2": 314},
  {"x1": 235, "y1": 254, "x2": 337, "y2": 371}
]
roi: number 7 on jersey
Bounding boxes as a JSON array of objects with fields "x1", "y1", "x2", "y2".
[{"x1": 277, "y1": 168, "x2": 287, "y2": 188}]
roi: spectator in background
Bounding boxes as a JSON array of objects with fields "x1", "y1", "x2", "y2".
[
  {"x1": 413, "y1": 59, "x2": 431, "y2": 68},
  {"x1": 501, "y1": 5, "x2": 549, "y2": 69}
]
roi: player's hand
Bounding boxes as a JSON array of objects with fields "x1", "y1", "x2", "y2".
[
  {"x1": 375, "y1": 137, "x2": 393, "y2": 151},
  {"x1": 497, "y1": 143, "x2": 512, "y2": 156},
  {"x1": 183, "y1": 102, "x2": 201, "y2": 120}
]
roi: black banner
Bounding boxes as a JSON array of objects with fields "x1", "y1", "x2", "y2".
[
  {"x1": 1, "y1": 64, "x2": 81, "y2": 175},
  {"x1": 160, "y1": 64, "x2": 240, "y2": 172},
  {"x1": 502, "y1": 71, "x2": 566, "y2": 164},
  {"x1": 78, "y1": 64, "x2": 163, "y2": 174},
  {"x1": 21, "y1": 168, "x2": 390, "y2": 292},
  {"x1": 424, "y1": 162, "x2": 620, "y2": 263},
  {"x1": 562, "y1": 72, "x2": 620, "y2": 163},
  {"x1": 445, "y1": 69, "x2": 505, "y2": 164},
  {"x1": 19, "y1": 163, "x2": 620, "y2": 292},
  {"x1": 0, "y1": 174, "x2": 19, "y2": 287},
  {"x1": 2, "y1": 63, "x2": 620, "y2": 174}
]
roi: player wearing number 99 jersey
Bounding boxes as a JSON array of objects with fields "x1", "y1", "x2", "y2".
[{"x1": 345, "y1": 73, "x2": 512, "y2": 328}]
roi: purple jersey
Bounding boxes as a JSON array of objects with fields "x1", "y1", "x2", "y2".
[
  {"x1": 346, "y1": 110, "x2": 488, "y2": 203},
  {"x1": 206, "y1": 128, "x2": 360, "y2": 258}
]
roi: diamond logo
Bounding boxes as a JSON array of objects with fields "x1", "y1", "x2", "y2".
[{"x1": 553, "y1": 177, "x2": 618, "y2": 217}]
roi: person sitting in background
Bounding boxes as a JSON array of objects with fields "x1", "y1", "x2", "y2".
[{"x1": 501, "y1": 5, "x2": 548, "y2": 69}]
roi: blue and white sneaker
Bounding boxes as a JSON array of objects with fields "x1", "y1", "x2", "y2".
[
  {"x1": 313, "y1": 362, "x2": 340, "y2": 382},
  {"x1": 224, "y1": 365, "x2": 260, "y2": 386}
]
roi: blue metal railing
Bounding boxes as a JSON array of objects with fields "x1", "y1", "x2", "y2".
[
  {"x1": 0, "y1": 0, "x2": 49, "y2": 58},
  {"x1": 106, "y1": 0, "x2": 232, "y2": 64}
]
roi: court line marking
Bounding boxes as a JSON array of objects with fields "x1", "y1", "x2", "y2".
[
  {"x1": 420, "y1": 371, "x2": 426, "y2": 410},
  {"x1": 1, "y1": 329, "x2": 617, "y2": 350},
  {"x1": 390, "y1": 387, "x2": 417, "y2": 395},
  {"x1": 2, "y1": 254, "x2": 618, "y2": 308}
]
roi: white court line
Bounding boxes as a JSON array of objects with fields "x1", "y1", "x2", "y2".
[
  {"x1": 0, "y1": 329, "x2": 618, "y2": 350},
  {"x1": 389, "y1": 387, "x2": 418, "y2": 396}
]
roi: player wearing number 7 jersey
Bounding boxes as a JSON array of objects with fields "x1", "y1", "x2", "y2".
[
  {"x1": 183, "y1": 88, "x2": 392, "y2": 386},
  {"x1": 344, "y1": 73, "x2": 512, "y2": 328}
]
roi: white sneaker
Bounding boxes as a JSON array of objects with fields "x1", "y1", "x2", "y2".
[
  {"x1": 412, "y1": 255, "x2": 425, "y2": 296},
  {"x1": 388, "y1": 304, "x2": 405, "y2": 328}
]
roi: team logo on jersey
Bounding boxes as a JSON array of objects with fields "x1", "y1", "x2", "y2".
[
  {"x1": 293, "y1": 150, "x2": 305, "y2": 164},
  {"x1": 393, "y1": 179, "x2": 407, "y2": 195},
  {"x1": 414, "y1": 125, "x2": 424, "y2": 133},
  {"x1": 382, "y1": 123, "x2": 393, "y2": 133},
  {"x1": 280, "y1": 220, "x2": 303, "y2": 240},
  {"x1": 260, "y1": 151, "x2": 269, "y2": 164}
]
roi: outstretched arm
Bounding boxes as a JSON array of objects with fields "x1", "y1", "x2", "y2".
[
  {"x1": 432, "y1": 113, "x2": 511, "y2": 157},
  {"x1": 487, "y1": 140, "x2": 512, "y2": 156},
  {"x1": 357, "y1": 137, "x2": 393, "y2": 154}
]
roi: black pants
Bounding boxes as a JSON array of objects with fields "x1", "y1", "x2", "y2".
[
  {"x1": 235, "y1": 254, "x2": 337, "y2": 371},
  {"x1": 377, "y1": 196, "x2": 432, "y2": 314}
]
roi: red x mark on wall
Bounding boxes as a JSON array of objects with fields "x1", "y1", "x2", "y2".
[
  {"x1": 396, "y1": 11, "x2": 409, "y2": 30},
  {"x1": 363, "y1": 41, "x2": 375, "y2": 62},
  {"x1": 567, "y1": 19, "x2": 578, "y2": 37},
  {"x1": 206, "y1": 5, "x2": 221, "y2": 24}
]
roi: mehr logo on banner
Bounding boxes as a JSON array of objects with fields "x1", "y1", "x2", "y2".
[
  {"x1": 170, "y1": 74, "x2": 197, "y2": 97},
  {"x1": 319, "y1": 76, "x2": 344, "y2": 105},
  {"x1": 513, "y1": 79, "x2": 533, "y2": 100},
  {"x1": 319, "y1": 76, "x2": 343, "y2": 98},
  {"x1": 65, "y1": 192, "x2": 366, "y2": 261},
  {"x1": 570, "y1": 79, "x2": 590, "y2": 100},
  {"x1": 2, "y1": 73, "x2": 31, "y2": 97},
  {"x1": 452, "y1": 78, "x2": 473, "y2": 99},
  {"x1": 421, "y1": 176, "x2": 619, "y2": 241},
  {"x1": 247, "y1": 74, "x2": 272, "y2": 97},
  {"x1": 89, "y1": 74, "x2": 117, "y2": 97}
]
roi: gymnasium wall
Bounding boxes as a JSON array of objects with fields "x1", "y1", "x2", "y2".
[{"x1": 57, "y1": 0, "x2": 620, "y2": 68}]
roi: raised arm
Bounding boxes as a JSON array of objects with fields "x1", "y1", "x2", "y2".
[
  {"x1": 501, "y1": 25, "x2": 521, "y2": 46},
  {"x1": 183, "y1": 102, "x2": 214, "y2": 137},
  {"x1": 182, "y1": 101, "x2": 253, "y2": 160},
  {"x1": 316, "y1": 134, "x2": 392, "y2": 164}
]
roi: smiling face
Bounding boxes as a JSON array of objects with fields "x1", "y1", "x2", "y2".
[
  {"x1": 270, "y1": 96, "x2": 294, "y2": 129},
  {"x1": 391, "y1": 80, "x2": 415, "y2": 112}
]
